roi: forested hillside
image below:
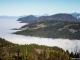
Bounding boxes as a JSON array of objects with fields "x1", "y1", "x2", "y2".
[
  {"x1": 15, "y1": 20, "x2": 80, "y2": 40},
  {"x1": 0, "y1": 38, "x2": 74, "y2": 60}
]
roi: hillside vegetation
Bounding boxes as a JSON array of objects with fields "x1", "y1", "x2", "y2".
[
  {"x1": 0, "y1": 38, "x2": 74, "y2": 60},
  {"x1": 15, "y1": 20, "x2": 80, "y2": 40}
]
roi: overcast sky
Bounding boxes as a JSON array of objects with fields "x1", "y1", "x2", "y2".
[{"x1": 0, "y1": 0, "x2": 80, "y2": 16}]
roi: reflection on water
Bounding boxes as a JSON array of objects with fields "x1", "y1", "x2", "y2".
[{"x1": 0, "y1": 17, "x2": 80, "y2": 52}]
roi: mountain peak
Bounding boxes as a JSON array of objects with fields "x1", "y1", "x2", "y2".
[
  {"x1": 71, "y1": 12, "x2": 80, "y2": 20},
  {"x1": 43, "y1": 13, "x2": 49, "y2": 16}
]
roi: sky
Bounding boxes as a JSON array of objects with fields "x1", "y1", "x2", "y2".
[{"x1": 0, "y1": 0, "x2": 80, "y2": 16}]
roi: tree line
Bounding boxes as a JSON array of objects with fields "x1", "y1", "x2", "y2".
[{"x1": 0, "y1": 38, "x2": 80, "y2": 60}]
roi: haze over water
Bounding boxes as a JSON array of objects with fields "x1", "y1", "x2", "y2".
[{"x1": 0, "y1": 17, "x2": 80, "y2": 52}]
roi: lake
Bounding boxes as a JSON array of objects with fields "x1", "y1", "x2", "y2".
[{"x1": 0, "y1": 17, "x2": 80, "y2": 52}]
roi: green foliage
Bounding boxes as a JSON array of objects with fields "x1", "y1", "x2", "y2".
[{"x1": 0, "y1": 37, "x2": 73, "y2": 60}]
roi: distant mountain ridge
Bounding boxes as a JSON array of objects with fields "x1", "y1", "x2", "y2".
[
  {"x1": 18, "y1": 15, "x2": 38, "y2": 23},
  {"x1": 71, "y1": 12, "x2": 80, "y2": 21},
  {"x1": 18, "y1": 13, "x2": 79, "y2": 24},
  {"x1": 0, "y1": 16, "x2": 20, "y2": 18},
  {"x1": 15, "y1": 13, "x2": 80, "y2": 40},
  {"x1": 37, "y1": 13, "x2": 79, "y2": 22}
]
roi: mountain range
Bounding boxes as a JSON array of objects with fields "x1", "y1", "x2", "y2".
[
  {"x1": 14, "y1": 13, "x2": 80, "y2": 40},
  {"x1": 18, "y1": 13, "x2": 79, "y2": 24}
]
